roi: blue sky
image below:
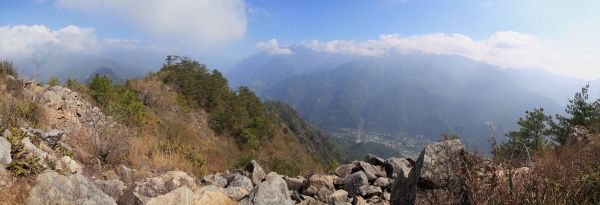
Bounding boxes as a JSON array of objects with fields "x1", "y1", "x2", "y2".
[{"x1": 1, "y1": 0, "x2": 600, "y2": 78}]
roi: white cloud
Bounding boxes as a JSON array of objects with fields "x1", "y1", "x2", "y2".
[
  {"x1": 293, "y1": 31, "x2": 600, "y2": 80},
  {"x1": 256, "y1": 39, "x2": 293, "y2": 55},
  {"x1": 53, "y1": 0, "x2": 247, "y2": 45},
  {"x1": 0, "y1": 24, "x2": 140, "y2": 60}
]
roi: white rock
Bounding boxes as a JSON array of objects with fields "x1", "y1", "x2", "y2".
[{"x1": 0, "y1": 137, "x2": 11, "y2": 164}]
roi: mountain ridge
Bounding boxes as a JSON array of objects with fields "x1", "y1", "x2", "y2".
[{"x1": 228, "y1": 50, "x2": 571, "y2": 154}]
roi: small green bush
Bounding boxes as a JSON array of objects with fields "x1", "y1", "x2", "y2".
[
  {"x1": 267, "y1": 157, "x2": 301, "y2": 177},
  {"x1": 233, "y1": 153, "x2": 255, "y2": 169},
  {"x1": 5, "y1": 156, "x2": 42, "y2": 176},
  {"x1": 6, "y1": 128, "x2": 25, "y2": 146},
  {"x1": 47, "y1": 77, "x2": 60, "y2": 87},
  {"x1": 88, "y1": 75, "x2": 146, "y2": 126},
  {"x1": 156, "y1": 139, "x2": 205, "y2": 174}
]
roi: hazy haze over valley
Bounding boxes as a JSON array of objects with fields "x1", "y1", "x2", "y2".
[{"x1": 227, "y1": 46, "x2": 593, "y2": 154}]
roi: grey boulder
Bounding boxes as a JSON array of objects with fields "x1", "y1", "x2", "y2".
[
  {"x1": 242, "y1": 173, "x2": 293, "y2": 205},
  {"x1": 334, "y1": 164, "x2": 355, "y2": 178},
  {"x1": 0, "y1": 137, "x2": 11, "y2": 164},
  {"x1": 27, "y1": 171, "x2": 116, "y2": 205},
  {"x1": 245, "y1": 160, "x2": 266, "y2": 185},
  {"x1": 342, "y1": 171, "x2": 369, "y2": 197},
  {"x1": 391, "y1": 139, "x2": 466, "y2": 205}
]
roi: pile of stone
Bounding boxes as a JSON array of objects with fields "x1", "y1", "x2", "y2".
[
  {"x1": 24, "y1": 82, "x2": 116, "y2": 134},
  {"x1": 1, "y1": 127, "x2": 529, "y2": 205}
]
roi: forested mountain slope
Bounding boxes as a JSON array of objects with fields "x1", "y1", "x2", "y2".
[{"x1": 229, "y1": 51, "x2": 570, "y2": 154}]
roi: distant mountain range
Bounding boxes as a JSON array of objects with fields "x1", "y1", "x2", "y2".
[
  {"x1": 10, "y1": 50, "x2": 161, "y2": 84},
  {"x1": 227, "y1": 48, "x2": 593, "y2": 154}
]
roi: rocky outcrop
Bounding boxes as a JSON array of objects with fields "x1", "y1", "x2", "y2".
[
  {"x1": 3, "y1": 121, "x2": 408, "y2": 205},
  {"x1": 144, "y1": 185, "x2": 236, "y2": 205},
  {"x1": 5, "y1": 129, "x2": 493, "y2": 205},
  {"x1": 391, "y1": 139, "x2": 466, "y2": 205},
  {"x1": 27, "y1": 85, "x2": 116, "y2": 133},
  {"x1": 27, "y1": 171, "x2": 116, "y2": 205},
  {"x1": 123, "y1": 170, "x2": 199, "y2": 204}
]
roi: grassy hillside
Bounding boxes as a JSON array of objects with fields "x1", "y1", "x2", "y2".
[{"x1": 81, "y1": 56, "x2": 339, "y2": 176}]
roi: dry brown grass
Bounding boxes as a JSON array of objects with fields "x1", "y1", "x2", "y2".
[
  {"x1": 123, "y1": 75, "x2": 330, "y2": 177},
  {"x1": 67, "y1": 126, "x2": 129, "y2": 169},
  {"x1": 128, "y1": 132, "x2": 195, "y2": 176},
  {"x1": 418, "y1": 137, "x2": 600, "y2": 205},
  {"x1": 0, "y1": 61, "x2": 47, "y2": 130},
  {"x1": 0, "y1": 178, "x2": 32, "y2": 205}
]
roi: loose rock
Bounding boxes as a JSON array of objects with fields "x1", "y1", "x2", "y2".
[
  {"x1": 284, "y1": 176, "x2": 307, "y2": 191},
  {"x1": 359, "y1": 185, "x2": 382, "y2": 197},
  {"x1": 365, "y1": 153, "x2": 385, "y2": 166},
  {"x1": 225, "y1": 186, "x2": 250, "y2": 201},
  {"x1": 303, "y1": 174, "x2": 336, "y2": 200},
  {"x1": 373, "y1": 177, "x2": 391, "y2": 188},
  {"x1": 342, "y1": 171, "x2": 369, "y2": 197},
  {"x1": 0, "y1": 136, "x2": 11, "y2": 164},
  {"x1": 391, "y1": 139, "x2": 465, "y2": 205},
  {"x1": 355, "y1": 161, "x2": 379, "y2": 181},
  {"x1": 227, "y1": 173, "x2": 254, "y2": 191},
  {"x1": 202, "y1": 173, "x2": 228, "y2": 188},
  {"x1": 334, "y1": 164, "x2": 355, "y2": 178},
  {"x1": 124, "y1": 170, "x2": 199, "y2": 204},
  {"x1": 242, "y1": 173, "x2": 294, "y2": 205},
  {"x1": 245, "y1": 160, "x2": 266, "y2": 185},
  {"x1": 384, "y1": 157, "x2": 411, "y2": 179},
  {"x1": 327, "y1": 189, "x2": 349, "y2": 204},
  {"x1": 27, "y1": 171, "x2": 116, "y2": 205},
  {"x1": 57, "y1": 155, "x2": 83, "y2": 174}
]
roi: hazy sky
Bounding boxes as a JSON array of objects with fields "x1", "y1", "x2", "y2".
[{"x1": 1, "y1": 0, "x2": 599, "y2": 79}]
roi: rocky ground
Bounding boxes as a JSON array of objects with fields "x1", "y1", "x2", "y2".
[
  {"x1": 1, "y1": 126, "x2": 520, "y2": 205},
  {"x1": 0, "y1": 81, "x2": 531, "y2": 205}
]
